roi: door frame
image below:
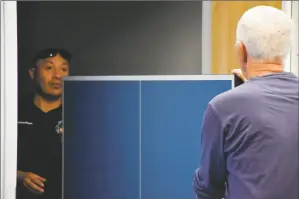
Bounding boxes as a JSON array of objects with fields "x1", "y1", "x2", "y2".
[{"x1": 1, "y1": 1, "x2": 18, "y2": 199}]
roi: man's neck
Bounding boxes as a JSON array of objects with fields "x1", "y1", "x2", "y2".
[
  {"x1": 34, "y1": 94, "x2": 62, "y2": 113},
  {"x1": 246, "y1": 59, "x2": 284, "y2": 79}
]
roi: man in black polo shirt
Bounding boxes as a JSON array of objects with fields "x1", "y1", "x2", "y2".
[{"x1": 17, "y1": 48, "x2": 72, "y2": 199}]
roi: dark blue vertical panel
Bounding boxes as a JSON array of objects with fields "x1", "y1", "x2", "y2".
[
  {"x1": 141, "y1": 80, "x2": 232, "y2": 199},
  {"x1": 63, "y1": 81, "x2": 140, "y2": 199}
]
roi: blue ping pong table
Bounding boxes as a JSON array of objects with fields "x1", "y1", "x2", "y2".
[{"x1": 62, "y1": 75, "x2": 234, "y2": 199}]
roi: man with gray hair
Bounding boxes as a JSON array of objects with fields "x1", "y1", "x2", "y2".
[{"x1": 193, "y1": 6, "x2": 298, "y2": 199}]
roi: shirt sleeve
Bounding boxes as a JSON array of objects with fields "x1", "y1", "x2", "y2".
[{"x1": 192, "y1": 104, "x2": 227, "y2": 199}]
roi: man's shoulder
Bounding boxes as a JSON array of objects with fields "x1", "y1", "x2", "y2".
[
  {"x1": 211, "y1": 83, "x2": 252, "y2": 102},
  {"x1": 18, "y1": 93, "x2": 35, "y2": 113},
  {"x1": 18, "y1": 96, "x2": 33, "y2": 107},
  {"x1": 209, "y1": 82, "x2": 258, "y2": 114}
]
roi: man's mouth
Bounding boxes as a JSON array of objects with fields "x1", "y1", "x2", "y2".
[{"x1": 51, "y1": 83, "x2": 62, "y2": 88}]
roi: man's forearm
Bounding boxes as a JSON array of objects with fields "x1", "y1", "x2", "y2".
[
  {"x1": 193, "y1": 169, "x2": 224, "y2": 199},
  {"x1": 194, "y1": 186, "x2": 224, "y2": 199}
]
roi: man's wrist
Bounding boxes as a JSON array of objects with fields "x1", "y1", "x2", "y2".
[{"x1": 17, "y1": 170, "x2": 26, "y2": 181}]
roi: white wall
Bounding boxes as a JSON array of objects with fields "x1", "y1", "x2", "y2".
[
  {"x1": 282, "y1": 1, "x2": 299, "y2": 76},
  {"x1": 282, "y1": 1, "x2": 292, "y2": 72},
  {"x1": 291, "y1": 1, "x2": 298, "y2": 76},
  {"x1": 201, "y1": 1, "x2": 212, "y2": 75},
  {"x1": 0, "y1": 1, "x2": 18, "y2": 199},
  {"x1": 0, "y1": 3, "x2": 4, "y2": 198}
]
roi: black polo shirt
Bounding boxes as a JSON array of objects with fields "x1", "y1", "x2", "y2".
[{"x1": 17, "y1": 96, "x2": 62, "y2": 199}]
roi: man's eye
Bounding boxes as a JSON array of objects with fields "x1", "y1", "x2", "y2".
[
  {"x1": 45, "y1": 66, "x2": 53, "y2": 70},
  {"x1": 61, "y1": 68, "x2": 68, "y2": 72}
]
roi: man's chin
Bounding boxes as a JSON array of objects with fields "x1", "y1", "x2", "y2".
[{"x1": 40, "y1": 92, "x2": 62, "y2": 101}]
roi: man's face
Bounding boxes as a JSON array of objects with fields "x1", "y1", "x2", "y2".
[{"x1": 29, "y1": 54, "x2": 70, "y2": 98}]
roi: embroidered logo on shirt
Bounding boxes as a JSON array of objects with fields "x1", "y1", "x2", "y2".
[
  {"x1": 18, "y1": 121, "x2": 33, "y2": 125},
  {"x1": 55, "y1": 120, "x2": 63, "y2": 134}
]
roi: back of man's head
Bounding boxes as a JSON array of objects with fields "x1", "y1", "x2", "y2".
[{"x1": 236, "y1": 6, "x2": 294, "y2": 61}]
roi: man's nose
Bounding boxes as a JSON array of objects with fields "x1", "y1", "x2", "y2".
[{"x1": 53, "y1": 70, "x2": 62, "y2": 79}]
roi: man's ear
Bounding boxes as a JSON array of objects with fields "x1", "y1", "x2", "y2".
[
  {"x1": 236, "y1": 42, "x2": 251, "y2": 80},
  {"x1": 236, "y1": 41, "x2": 247, "y2": 64},
  {"x1": 28, "y1": 68, "x2": 35, "y2": 80}
]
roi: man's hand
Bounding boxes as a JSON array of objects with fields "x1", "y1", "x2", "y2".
[
  {"x1": 231, "y1": 69, "x2": 247, "y2": 82},
  {"x1": 18, "y1": 171, "x2": 46, "y2": 194}
]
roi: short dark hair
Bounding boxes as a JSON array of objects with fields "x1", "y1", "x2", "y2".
[{"x1": 31, "y1": 48, "x2": 73, "y2": 68}]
